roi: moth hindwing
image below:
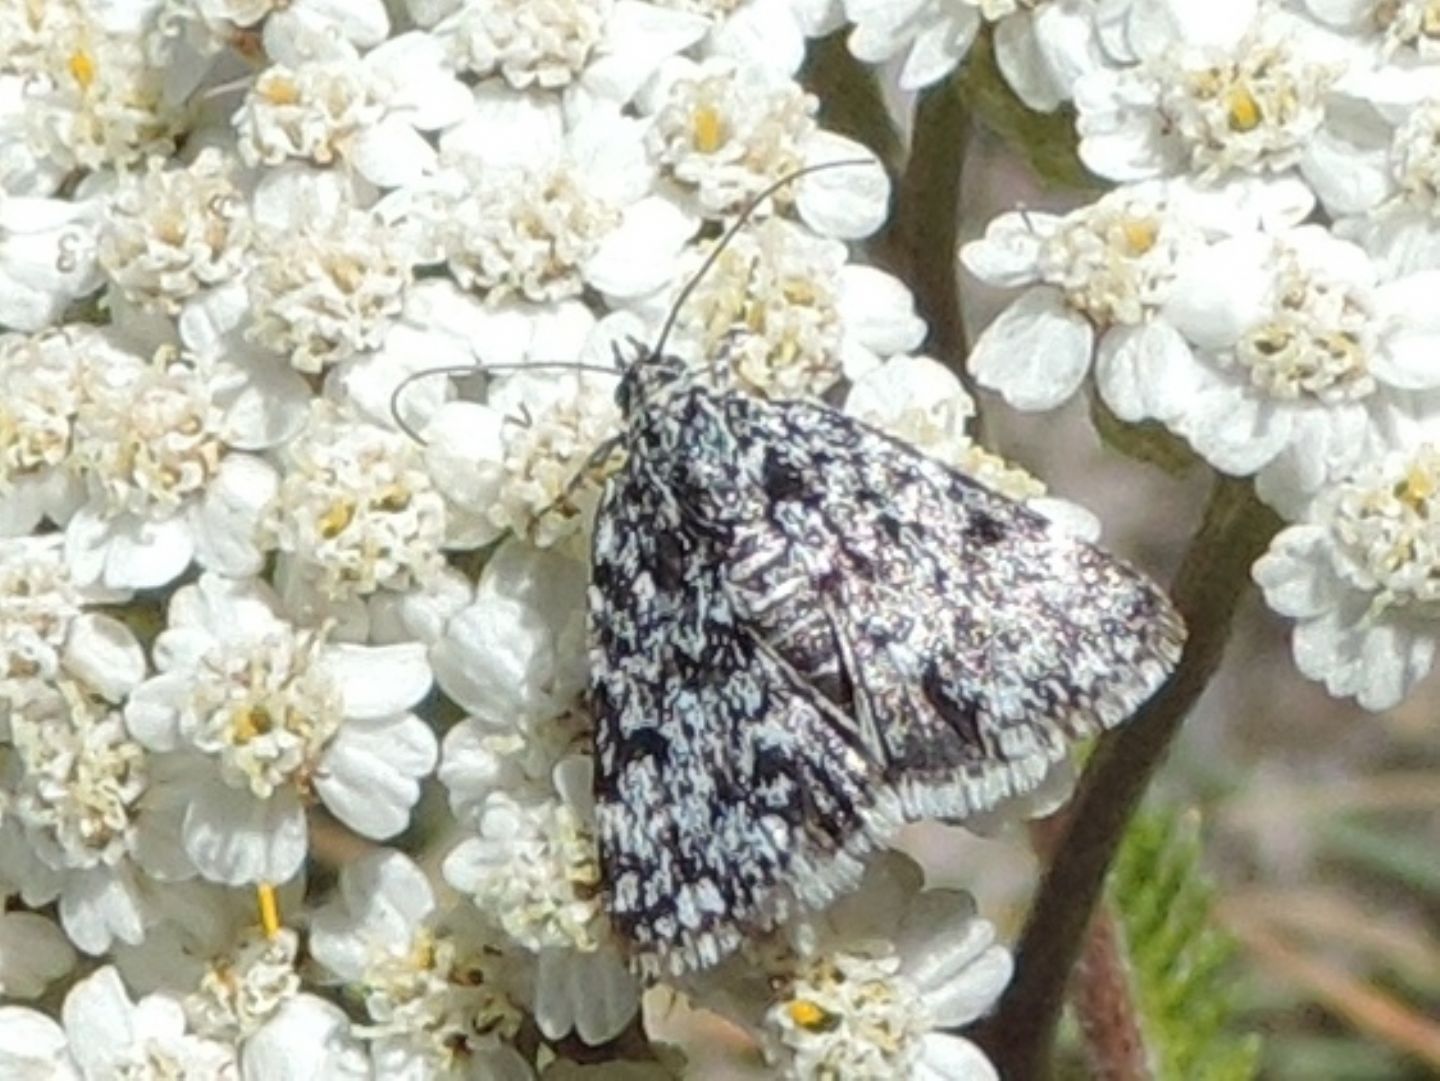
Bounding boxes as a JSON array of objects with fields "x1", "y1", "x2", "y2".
[{"x1": 587, "y1": 355, "x2": 1184, "y2": 977}]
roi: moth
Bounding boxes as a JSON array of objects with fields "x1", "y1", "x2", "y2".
[
  {"x1": 394, "y1": 164, "x2": 1185, "y2": 981},
  {"x1": 586, "y1": 175, "x2": 1185, "y2": 979}
]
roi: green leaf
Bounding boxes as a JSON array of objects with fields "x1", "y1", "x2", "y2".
[{"x1": 1108, "y1": 806, "x2": 1263, "y2": 1081}]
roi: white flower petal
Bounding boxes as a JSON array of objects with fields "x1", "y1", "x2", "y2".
[
  {"x1": 534, "y1": 947, "x2": 639, "y2": 1046},
  {"x1": 586, "y1": 196, "x2": 697, "y2": 298},
  {"x1": 183, "y1": 787, "x2": 307, "y2": 886},
  {"x1": 710, "y1": 0, "x2": 806, "y2": 75},
  {"x1": 316, "y1": 714, "x2": 437, "y2": 839},
  {"x1": 190, "y1": 456, "x2": 277, "y2": 579},
  {"x1": 0, "y1": 1007, "x2": 72, "y2": 1079},
  {"x1": 959, "y1": 211, "x2": 1054, "y2": 287},
  {"x1": 968, "y1": 287, "x2": 1094, "y2": 410},
  {"x1": 242, "y1": 995, "x2": 368, "y2": 1081},
  {"x1": 837, "y1": 265, "x2": 927, "y2": 354},
  {"x1": 899, "y1": 9, "x2": 979, "y2": 90},
  {"x1": 0, "y1": 913, "x2": 75, "y2": 999},
  {"x1": 61, "y1": 614, "x2": 145, "y2": 703},
  {"x1": 1094, "y1": 321, "x2": 1194, "y2": 423},
  {"x1": 1252, "y1": 525, "x2": 1341, "y2": 619},
  {"x1": 797, "y1": 133, "x2": 890, "y2": 240},
  {"x1": 58, "y1": 867, "x2": 145, "y2": 956},
  {"x1": 321, "y1": 643, "x2": 433, "y2": 719},
  {"x1": 914, "y1": 1033, "x2": 999, "y2": 1081},
  {"x1": 64, "y1": 511, "x2": 194, "y2": 592},
  {"x1": 351, "y1": 118, "x2": 437, "y2": 189}
]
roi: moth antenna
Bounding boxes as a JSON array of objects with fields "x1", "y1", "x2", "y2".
[
  {"x1": 389, "y1": 361, "x2": 622, "y2": 445},
  {"x1": 648, "y1": 157, "x2": 880, "y2": 363}
]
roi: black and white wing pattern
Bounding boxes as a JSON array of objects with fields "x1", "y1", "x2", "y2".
[{"x1": 587, "y1": 376, "x2": 1184, "y2": 978}]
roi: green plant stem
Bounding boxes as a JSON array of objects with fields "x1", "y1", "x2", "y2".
[
  {"x1": 801, "y1": 32, "x2": 903, "y2": 173},
  {"x1": 888, "y1": 77, "x2": 970, "y2": 370},
  {"x1": 971, "y1": 476, "x2": 1280, "y2": 1080}
]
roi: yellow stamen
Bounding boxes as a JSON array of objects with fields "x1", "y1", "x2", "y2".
[
  {"x1": 692, "y1": 104, "x2": 726, "y2": 154},
  {"x1": 1399, "y1": 465, "x2": 1436, "y2": 509},
  {"x1": 68, "y1": 51, "x2": 96, "y2": 90},
  {"x1": 1226, "y1": 87, "x2": 1262, "y2": 132},
  {"x1": 318, "y1": 499, "x2": 354, "y2": 538},
  {"x1": 257, "y1": 882, "x2": 281, "y2": 939},
  {"x1": 1120, "y1": 217, "x2": 1158, "y2": 256},
  {"x1": 788, "y1": 999, "x2": 838, "y2": 1032},
  {"x1": 261, "y1": 75, "x2": 302, "y2": 106}
]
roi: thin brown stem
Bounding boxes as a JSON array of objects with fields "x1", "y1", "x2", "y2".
[
  {"x1": 1070, "y1": 905, "x2": 1152, "y2": 1081},
  {"x1": 971, "y1": 476, "x2": 1280, "y2": 1079}
]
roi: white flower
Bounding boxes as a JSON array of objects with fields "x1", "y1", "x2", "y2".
[
  {"x1": 640, "y1": 57, "x2": 890, "y2": 238},
  {"x1": 1254, "y1": 440, "x2": 1440, "y2": 710},
  {"x1": 425, "y1": 368, "x2": 624, "y2": 553},
  {"x1": 0, "y1": 330, "x2": 90, "y2": 535},
  {"x1": 961, "y1": 181, "x2": 1230, "y2": 414},
  {"x1": 1303, "y1": 66, "x2": 1440, "y2": 273},
  {"x1": 961, "y1": 176, "x2": 1324, "y2": 420},
  {"x1": 0, "y1": 904, "x2": 76, "y2": 999},
  {"x1": 242, "y1": 168, "x2": 418, "y2": 374},
  {"x1": 0, "y1": 194, "x2": 100, "y2": 331},
  {"x1": 123, "y1": 573, "x2": 436, "y2": 885},
  {"x1": 411, "y1": 0, "x2": 709, "y2": 112},
  {"x1": 0, "y1": 677, "x2": 190, "y2": 956},
  {"x1": 111, "y1": 877, "x2": 297, "y2": 996},
  {"x1": 264, "y1": 403, "x2": 456, "y2": 602},
  {"x1": 308, "y1": 849, "x2": 531, "y2": 1079},
  {"x1": 98, "y1": 148, "x2": 252, "y2": 316},
  {"x1": 433, "y1": 88, "x2": 696, "y2": 305},
  {"x1": 1, "y1": 1, "x2": 185, "y2": 181},
  {"x1": 178, "y1": 916, "x2": 370, "y2": 1080},
  {"x1": 184, "y1": 928, "x2": 304, "y2": 1043},
  {"x1": 704, "y1": 851, "x2": 1009, "y2": 1081},
  {"x1": 635, "y1": 216, "x2": 925, "y2": 397},
  {"x1": 432, "y1": 540, "x2": 634, "y2": 1043},
  {"x1": 1075, "y1": 1, "x2": 1350, "y2": 185},
  {"x1": 0, "y1": 534, "x2": 138, "y2": 708},
  {"x1": 105, "y1": 876, "x2": 369, "y2": 1079},
  {"x1": 440, "y1": 730, "x2": 640, "y2": 1045},
  {"x1": 0, "y1": 965, "x2": 238, "y2": 1079},
  {"x1": 233, "y1": 32, "x2": 469, "y2": 189},
  {"x1": 1147, "y1": 226, "x2": 1440, "y2": 511},
  {"x1": 62, "y1": 342, "x2": 278, "y2": 591}
]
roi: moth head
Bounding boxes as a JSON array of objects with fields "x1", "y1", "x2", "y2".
[{"x1": 613, "y1": 346, "x2": 688, "y2": 418}]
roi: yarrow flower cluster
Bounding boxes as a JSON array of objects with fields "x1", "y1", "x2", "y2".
[
  {"x1": 2, "y1": 0, "x2": 1054, "y2": 1075},
  {"x1": 19, "y1": 0, "x2": 1417, "y2": 1071},
  {"x1": 959, "y1": 0, "x2": 1440, "y2": 712}
]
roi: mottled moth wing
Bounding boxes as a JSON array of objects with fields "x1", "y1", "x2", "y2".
[
  {"x1": 589, "y1": 455, "x2": 889, "y2": 977},
  {"x1": 722, "y1": 396, "x2": 1184, "y2": 816},
  {"x1": 588, "y1": 379, "x2": 1184, "y2": 978}
]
